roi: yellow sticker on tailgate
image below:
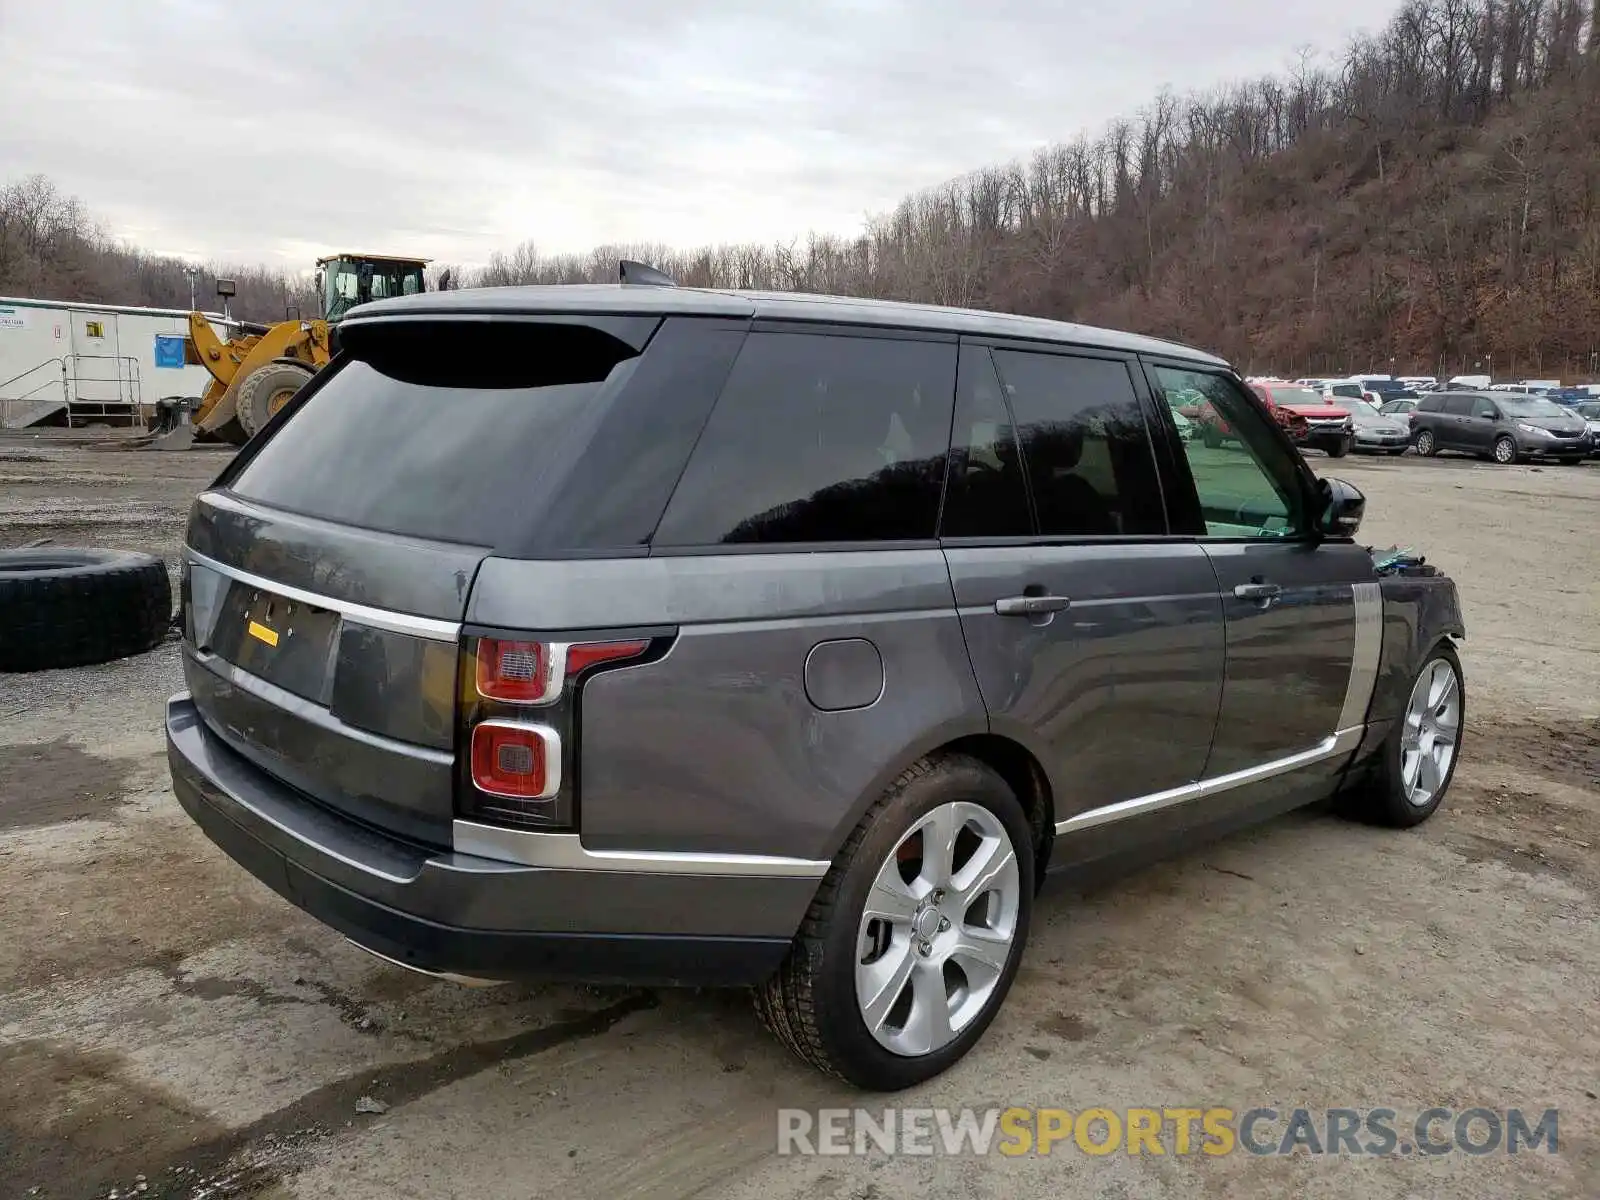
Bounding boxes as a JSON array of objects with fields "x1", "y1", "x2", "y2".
[{"x1": 247, "y1": 620, "x2": 280, "y2": 647}]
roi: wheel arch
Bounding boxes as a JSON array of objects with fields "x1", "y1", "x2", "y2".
[{"x1": 820, "y1": 724, "x2": 1056, "y2": 890}]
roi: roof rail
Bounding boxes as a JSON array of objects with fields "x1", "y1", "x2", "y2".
[{"x1": 618, "y1": 260, "x2": 677, "y2": 287}]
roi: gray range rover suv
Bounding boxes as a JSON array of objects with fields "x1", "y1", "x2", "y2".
[{"x1": 167, "y1": 277, "x2": 1467, "y2": 1090}]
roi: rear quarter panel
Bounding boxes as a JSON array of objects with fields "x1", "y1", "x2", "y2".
[{"x1": 467, "y1": 550, "x2": 989, "y2": 859}]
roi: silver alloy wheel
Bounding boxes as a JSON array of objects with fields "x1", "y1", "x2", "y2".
[
  {"x1": 1401, "y1": 657, "x2": 1461, "y2": 807},
  {"x1": 1494, "y1": 436, "x2": 1516, "y2": 463},
  {"x1": 1415, "y1": 430, "x2": 1433, "y2": 456},
  {"x1": 854, "y1": 801, "x2": 1021, "y2": 1057}
]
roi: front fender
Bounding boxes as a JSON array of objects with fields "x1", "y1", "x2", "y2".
[{"x1": 1369, "y1": 573, "x2": 1466, "y2": 727}]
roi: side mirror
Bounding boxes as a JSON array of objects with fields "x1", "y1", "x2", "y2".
[{"x1": 1317, "y1": 478, "x2": 1365, "y2": 537}]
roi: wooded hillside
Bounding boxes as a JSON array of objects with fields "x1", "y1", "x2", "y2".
[{"x1": 5, "y1": 0, "x2": 1599, "y2": 380}]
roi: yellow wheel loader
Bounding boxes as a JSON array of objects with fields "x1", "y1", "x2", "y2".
[{"x1": 188, "y1": 254, "x2": 432, "y2": 445}]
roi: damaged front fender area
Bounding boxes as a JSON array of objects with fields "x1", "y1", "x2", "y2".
[{"x1": 1369, "y1": 572, "x2": 1466, "y2": 727}]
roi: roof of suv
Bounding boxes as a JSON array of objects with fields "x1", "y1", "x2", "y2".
[{"x1": 346, "y1": 284, "x2": 1227, "y2": 366}]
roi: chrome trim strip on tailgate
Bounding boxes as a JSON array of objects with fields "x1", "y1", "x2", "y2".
[
  {"x1": 453, "y1": 820, "x2": 830, "y2": 878},
  {"x1": 1054, "y1": 725, "x2": 1365, "y2": 835},
  {"x1": 186, "y1": 549, "x2": 462, "y2": 643}
]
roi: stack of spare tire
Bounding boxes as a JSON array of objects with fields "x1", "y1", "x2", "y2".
[{"x1": 0, "y1": 549, "x2": 172, "y2": 672}]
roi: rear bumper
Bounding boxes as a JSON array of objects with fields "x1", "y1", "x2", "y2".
[{"x1": 166, "y1": 695, "x2": 813, "y2": 986}]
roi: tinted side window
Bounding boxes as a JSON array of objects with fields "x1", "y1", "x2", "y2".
[
  {"x1": 1443, "y1": 395, "x2": 1474, "y2": 416},
  {"x1": 1416, "y1": 395, "x2": 1444, "y2": 412},
  {"x1": 653, "y1": 331, "x2": 956, "y2": 545},
  {"x1": 1150, "y1": 365, "x2": 1307, "y2": 539},
  {"x1": 989, "y1": 350, "x2": 1164, "y2": 536},
  {"x1": 1472, "y1": 397, "x2": 1498, "y2": 418},
  {"x1": 940, "y1": 346, "x2": 1032, "y2": 538}
]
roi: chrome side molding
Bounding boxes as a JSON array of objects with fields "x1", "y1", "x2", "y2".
[
  {"x1": 453, "y1": 820, "x2": 831, "y2": 878},
  {"x1": 1055, "y1": 725, "x2": 1365, "y2": 836}
]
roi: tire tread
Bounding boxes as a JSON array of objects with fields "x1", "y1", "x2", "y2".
[{"x1": 0, "y1": 554, "x2": 172, "y2": 672}]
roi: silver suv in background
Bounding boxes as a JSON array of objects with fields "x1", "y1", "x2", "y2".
[{"x1": 167, "y1": 276, "x2": 1467, "y2": 1090}]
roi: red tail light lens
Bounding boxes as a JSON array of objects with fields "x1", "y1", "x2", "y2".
[
  {"x1": 474, "y1": 638, "x2": 648, "y2": 705},
  {"x1": 470, "y1": 721, "x2": 559, "y2": 800},
  {"x1": 476, "y1": 639, "x2": 548, "y2": 703},
  {"x1": 564, "y1": 640, "x2": 649, "y2": 675}
]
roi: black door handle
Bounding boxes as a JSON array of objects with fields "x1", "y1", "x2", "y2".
[{"x1": 995, "y1": 594, "x2": 1072, "y2": 616}]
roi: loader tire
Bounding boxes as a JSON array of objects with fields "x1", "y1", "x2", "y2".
[
  {"x1": 236, "y1": 362, "x2": 313, "y2": 439},
  {"x1": 0, "y1": 549, "x2": 172, "y2": 673}
]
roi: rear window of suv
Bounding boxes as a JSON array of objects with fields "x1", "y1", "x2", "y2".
[{"x1": 228, "y1": 321, "x2": 647, "y2": 548}]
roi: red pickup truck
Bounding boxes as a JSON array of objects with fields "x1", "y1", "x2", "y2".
[
  {"x1": 1179, "y1": 381, "x2": 1352, "y2": 457},
  {"x1": 1248, "y1": 382, "x2": 1356, "y2": 457}
]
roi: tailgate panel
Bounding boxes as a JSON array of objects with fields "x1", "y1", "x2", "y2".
[
  {"x1": 187, "y1": 490, "x2": 484, "y2": 620},
  {"x1": 184, "y1": 650, "x2": 456, "y2": 847},
  {"x1": 181, "y1": 490, "x2": 479, "y2": 848},
  {"x1": 209, "y1": 585, "x2": 342, "y2": 703}
]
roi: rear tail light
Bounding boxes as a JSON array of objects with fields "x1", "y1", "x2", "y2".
[
  {"x1": 476, "y1": 639, "x2": 549, "y2": 702},
  {"x1": 470, "y1": 721, "x2": 560, "y2": 800},
  {"x1": 458, "y1": 636, "x2": 654, "y2": 830},
  {"x1": 474, "y1": 637, "x2": 649, "y2": 706}
]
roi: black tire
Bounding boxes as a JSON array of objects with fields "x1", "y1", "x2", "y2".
[
  {"x1": 1344, "y1": 642, "x2": 1465, "y2": 828},
  {"x1": 1492, "y1": 435, "x2": 1518, "y2": 465},
  {"x1": 1201, "y1": 423, "x2": 1221, "y2": 449},
  {"x1": 1327, "y1": 436, "x2": 1352, "y2": 458},
  {"x1": 1413, "y1": 429, "x2": 1435, "y2": 457},
  {"x1": 753, "y1": 755, "x2": 1035, "y2": 1090},
  {"x1": 0, "y1": 549, "x2": 171, "y2": 672},
  {"x1": 236, "y1": 362, "x2": 313, "y2": 438}
]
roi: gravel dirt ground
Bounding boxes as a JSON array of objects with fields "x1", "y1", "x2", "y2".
[{"x1": 1, "y1": 436, "x2": 1597, "y2": 1200}]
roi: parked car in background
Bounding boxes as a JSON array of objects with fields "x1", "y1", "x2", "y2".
[
  {"x1": 1187, "y1": 384, "x2": 1305, "y2": 448},
  {"x1": 1321, "y1": 397, "x2": 1412, "y2": 454},
  {"x1": 1544, "y1": 387, "x2": 1590, "y2": 406},
  {"x1": 1573, "y1": 400, "x2": 1600, "y2": 455},
  {"x1": 1378, "y1": 398, "x2": 1420, "y2": 420},
  {"x1": 1410, "y1": 391, "x2": 1592, "y2": 464},
  {"x1": 1448, "y1": 375, "x2": 1492, "y2": 390},
  {"x1": 1353, "y1": 378, "x2": 1417, "y2": 403},
  {"x1": 1251, "y1": 382, "x2": 1354, "y2": 457}
]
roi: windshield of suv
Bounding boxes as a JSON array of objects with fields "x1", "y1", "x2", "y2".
[
  {"x1": 1575, "y1": 401, "x2": 1600, "y2": 419},
  {"x1": 1497, "y1": 397, "x2": 1568, "y2": 418}
]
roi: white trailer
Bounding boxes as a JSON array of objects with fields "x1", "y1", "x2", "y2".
[{"x1": 0, "y1": 296, "x2": 239, "y2": 429}]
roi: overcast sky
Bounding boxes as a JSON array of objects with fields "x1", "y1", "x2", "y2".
[{"x1": 1, "y1": 0, "x2": 1400, "y2": 271}]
